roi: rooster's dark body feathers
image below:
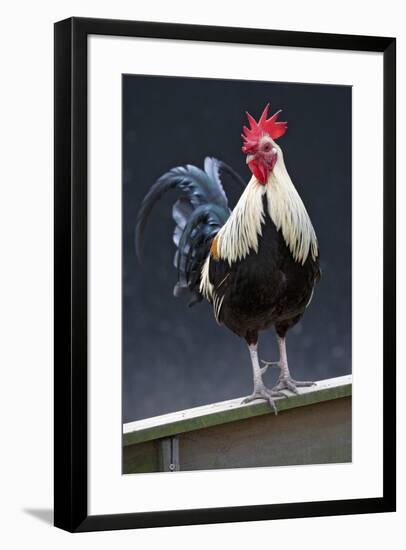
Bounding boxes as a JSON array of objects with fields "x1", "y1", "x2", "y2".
[
  {"x1": 136, "y1": 158, "x2": 320, "y2": 344},
  {"x1": 208, "y1": 195, "x2": 320, "y2": 344}
]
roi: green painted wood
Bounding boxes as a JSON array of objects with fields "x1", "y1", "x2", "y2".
[
  {"x1": 123, "y1": 376, "x2": 352, "y2": 446},
  {"x1": 179, "y1": 397, "x2": 352, "y2": 471},
  {"x1": 122, "y1": 439, "x2": 160, "y2": 474}
]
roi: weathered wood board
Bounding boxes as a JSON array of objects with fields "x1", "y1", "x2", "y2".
[{"x1": 123, "y1": 375, "x2": 352, "y2": 474}]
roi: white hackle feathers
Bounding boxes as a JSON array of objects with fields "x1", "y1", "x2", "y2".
[
  {"x1": 214, "y1": 180, "x2": 267, "y2": 265},
  {"x1": 200, "y1": 256, "x2": 225, "y2": 322},
  {"x1": 213, "y1": 293, "x2": 225, "y2": 324},
  {"x1": 266, "y1": 145, "x2": 318, "y2": 265},
  {"x1": 200, "y1": 256, "x2": 213, "y2": 300},
  {"x1": 206, "y1": 143, "x2": 317, "y2": 269},
  {"x1": 200, "y1": 141, "x2": 318, "y2": 312}
]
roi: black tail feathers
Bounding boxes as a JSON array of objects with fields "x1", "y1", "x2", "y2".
[{"x1": 135, "y1": 157, "x2": 244, "y2": 305}]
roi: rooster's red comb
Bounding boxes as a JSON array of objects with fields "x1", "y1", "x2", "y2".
[{"x1": 241, "y1": 104, "x2": 288, "y2": 153}]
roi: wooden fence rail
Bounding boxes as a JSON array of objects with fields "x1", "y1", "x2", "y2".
[{"x1": 123, "y1": 375, "x2": 352, "y2": 474}]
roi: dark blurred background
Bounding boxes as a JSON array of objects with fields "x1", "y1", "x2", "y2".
[{"x1": 122, "y1": 75, "x2": 352, "y2": 423}]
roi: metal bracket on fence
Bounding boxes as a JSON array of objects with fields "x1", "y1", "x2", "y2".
[{"x1": 159, "y1": 436, "x2": 180, "y2": 472}]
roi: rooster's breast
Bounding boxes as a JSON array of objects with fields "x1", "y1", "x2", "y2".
[{"x1": 208, "y1": 215, "x2": 319, "y2": 339}]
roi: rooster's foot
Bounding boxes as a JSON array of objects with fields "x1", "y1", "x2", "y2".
[
  {"x1": 241, "y1": 385, "x2": 285, "y2": 415},
  {"x1": 272, "y1": 376, "x2": 316, "y2": 395}
]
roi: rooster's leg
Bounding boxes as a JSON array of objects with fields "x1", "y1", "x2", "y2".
[
  {"x1": 242, "y1": 341, "x2": 285, "y2": 414},
  {"x1": 263, "y1": 334, "x2": 315, "y2": 394}
]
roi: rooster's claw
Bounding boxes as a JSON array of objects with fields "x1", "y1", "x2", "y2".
[{"x1": 242, "y1": 385, "x2": 286, "y2": 415}]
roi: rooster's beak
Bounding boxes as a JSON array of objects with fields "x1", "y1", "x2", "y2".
[{"x1": 246, "y1": 154, "x2": 255, "y2": 165}]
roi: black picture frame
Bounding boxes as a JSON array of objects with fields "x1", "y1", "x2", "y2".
[{"x1": 54, "y1": 17, "x2": 396, "y2": 532}]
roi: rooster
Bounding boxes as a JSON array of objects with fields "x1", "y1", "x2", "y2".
[{"x1": 136, "y1": 104, "x2": 320, "y2": 414}]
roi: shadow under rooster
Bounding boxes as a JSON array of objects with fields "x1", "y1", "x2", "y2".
[{"x1": 136, "y1": 104, "x2": 321, "y2": 414}]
